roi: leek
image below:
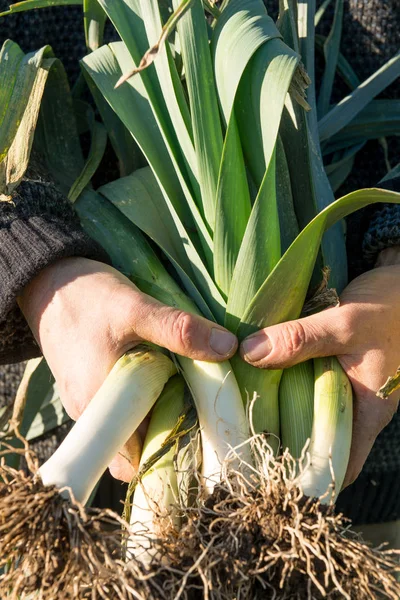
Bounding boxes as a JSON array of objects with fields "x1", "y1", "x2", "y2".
[
  {"x1": 299, "y1": 357, "x2": 353, "y2": 502},
  {"x1": 40, "y1": 347, "x2": 176, "y2": 504},
  {"x1": 128, "y1": 374, "x2": 184, "y2": 562}
]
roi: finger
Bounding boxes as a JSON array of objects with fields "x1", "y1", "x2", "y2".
[
  {"x1": 117, "y1": 290, "x2": 238, "y2": 362},
  {"x1": 239, "y1": 306, "x2": 351, "y2": 369},
  {"x1": 108, "y1": 431, "x2": 143, "y2": 483}
]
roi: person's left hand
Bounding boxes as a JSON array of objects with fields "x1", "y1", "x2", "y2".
[{"x1": 240, "y1": 251, "x2": 400, "y2": 488}]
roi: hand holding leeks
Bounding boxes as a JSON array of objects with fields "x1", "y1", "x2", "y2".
[
  {"x1": 18, "y1": 256, "x2": 238, "y2": 482},
  {"x1": 241, "y1": 259, "x2": 400, "y2": 488}
]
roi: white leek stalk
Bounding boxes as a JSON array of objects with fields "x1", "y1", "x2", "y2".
[
  {"x1": 39, "y1": 347, "x2": 176, "y2": 505},
  {"x1": 179, "y1": 356, "x2": 252, "y2": 492},
  {"x1": 299, "y1": 356, "x2": 353, "y2": 503},
  {"x1": 128, "y1": 375, "x2": 185, "y2": 563}
]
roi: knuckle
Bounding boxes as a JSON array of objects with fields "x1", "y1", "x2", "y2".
[
  {"x1": 174, "y1": 312, "x2": 199, "y2": 352},
  {"x1": 280, "y1": 321, "x2": 307, "y2": 358}
]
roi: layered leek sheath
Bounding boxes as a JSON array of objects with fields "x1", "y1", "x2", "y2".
[
  {"x1": 299, "y1": 356, "x2": 353, "y2": 502},
  {"x1": 279, "y1": 361, "x2": 314, "y2": 459},
  {"x1": 39, "y1": 347, "x2": 176, "y2": 504},
  {"x1": 179, "y1": 356, "x2": 251, "y2": 491},
  {"x1": 128, "y1": 375, "x2": 185, "y2": 562}
]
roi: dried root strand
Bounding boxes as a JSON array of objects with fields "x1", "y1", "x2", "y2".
[
  {"x1": 0, "y1": 462, "x2": 131, "y2": 599},
  {"x1": 121, "y1": 436, "x2": 400, "y2": 599},
  {"x1": 0, "y1": 435, "x2": 399, "y2": 599}
]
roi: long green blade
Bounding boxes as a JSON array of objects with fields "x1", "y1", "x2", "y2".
[
  {"x1": 140, "y1": 0, "x2": 199, "y2": 196},
  {"x1": 99, "y1": 171, "x2": 226, "y2": 322},
  {"x1": 212, "y1": 0, "x2": 281, "y2": 124},
  {"x1": 226, "y1": 151, "x2": 280, "y2": 332},
  {"x1": 315, "y1": 34, "x2": 360, "y2": 91},
  {"x1": 319, "y1": 51, "x2": 400, "y2": 142},
  {"x1": 213, "y1": 113, "x2": 251, "y2": 297},
  {"x1": 0, "y1": 49, "x2": 57, "y2": 194},
  {"x1": 323, "y1": 100, "x2": 400, "y2": 153},
  {"x1": 238, "y1": 188, "x2": 400, "y2": 338},
  {"x1": 317, "y1": 0, "x2": 343, "y2": 118},
  {"x1": 68, "y1": 120, "x2": 107, "y2": 203},
  {"x1": 84, "y1": 74, "x2": 143, "y2": 177},
  {"x1": 296, "y1": 0, "x2": 347, "y2": 292},
  {"x1": 83, "y1": 0, "x2": 107, "y2": 51},
  {"x1": 174, "y1": 0, "x2": 223, "y2": 232},
  {"x1": 82, "y1": 40, "x2": 214, "y2": 269},
  {"x1": 0, "y1": 43, "x2": 53, "y2": 162},
  {"x1": 0, "y1": 0, "x2": 81, "y2": 15}
]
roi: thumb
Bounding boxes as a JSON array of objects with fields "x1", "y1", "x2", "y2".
[
  {"x1": 240, "y1": 306, "x2": 349, "y2": 369},
  {"x1": 119, "y1": 291, "x2": 238, "y2": 362}
]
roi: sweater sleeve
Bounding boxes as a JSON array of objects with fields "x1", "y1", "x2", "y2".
[
  {"x1": 0, "y1": 175, "x2": 109, "y2": 365},
  {"x1": 362, "y1": 176, "x2": 400, "y2": 267}
]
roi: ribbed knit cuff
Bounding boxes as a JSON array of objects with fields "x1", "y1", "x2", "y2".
[
  {"x1": 0, "y1": 178, "x2": 109, "y2": 364},
  {"x1": 363, "y1": 203, "x2": 400, "y2": 266},
  {"x1": 362, "y1": 175, "x2": 400, "y2": 266}
]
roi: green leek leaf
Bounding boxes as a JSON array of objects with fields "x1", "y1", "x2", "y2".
[
  {"x1": 0, "y1": 0, "x2": 81, "y2": 16},
  {"x1": 83, "y1": 0, "x2": 107, "y2": 52},
  {"x1": 238, "y1": 188, "x2": 400, "y2": 338},
  {"x1": 319, "y1": 51, "x2": 400, "y2": 142},
  {"x1": 317, "y1": 0, "x2": 343, "y2": 118},
  {"x1": 174, "y1": 0, "x2": 223, "y2": 232}
]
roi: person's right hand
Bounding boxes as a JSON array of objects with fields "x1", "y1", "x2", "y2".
[{"x1": 18, "y1": 257, "x2": 238, "y2": 482}]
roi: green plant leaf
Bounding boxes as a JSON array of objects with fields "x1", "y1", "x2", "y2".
[
  {"x1": 275, "y1": 135, "x2": 299, "y2": 253},
  {"x1": 0, "y1": 44, "x2": 57, "y2": 194},
  {"x1": 213, "y1": 113, "x2": 251, "y2": 297},
  {"x1": 83, "y1": 74, "x2": 143, "y2": 177},
  {"x1": 317, "y1": 0, "x2": 343, "y2": 118},
  {"x1": 212, "y1": 0, "x2": 281, "y2": 125},
  {"x1": 99, "y1": 167, "x2": 193, "y2": 273},
  {"x1": 95, "y1": 0, "x2": 213, "y2": 268},
  {"x1": 83, "y1": 0, "x2": 107, "y2": 52},
  {"x1": 295, "y1": 0, "x2": 347, "y2": 293},
  {"x1": 75, "y1": 189, "x2": 214, "y2": 320},
  {"x1": 174, "y1": 0, "x2": 223, "y2": 233},
  {"x1": 226, "y1": 151, "x2": 280, "y2": 332},
  {"x1": 314, "y1": 0, "x2": 331, "y2": 26},
  {"x1": 315, "y1": 34, "x2": 360, "y2": 91},
  {"x1": 277, "y1": 0, "x2": 299, "y2": 53},
  {"x1": 323, "y1": 100, "x2": 400, "y2": 153},
  {"x1": 319, "y1": 51, "x2": 400, "y2": 142},
  {"x1": 0, "y1": 0, "x2": 81, "y2": 16},
  {"x1": 33, "y1": 58, "x2": 84, "y2": 194},
  {"x1": 68, "y1": 119, "x2": 107, "y2": 203},
  {"x1": 99, "y1": 169, "x2": 227, "y2": 322},
  {"x1": 4, "y1": 359, "x2": 68, "y2": 468},
  {"x1": 0, "y1": 43, "x2": 52, "y2": 163},
  {"x1": 238, "y1": 188, "x2": 400, "y2": 338},
  {"x1": 139, "y1": 0, "x2": 199, "y2": 198},
  {"x1": 82, "y1": 41, "x2": 213, "y2": 268}
]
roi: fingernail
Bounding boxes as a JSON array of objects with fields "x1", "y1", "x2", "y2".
[
  {"x1": 242, "y1": 334, "x2": 271, "y2": 363},
  {"x1": 209, "y1": 328, "x2": 237, "y2": 356}
]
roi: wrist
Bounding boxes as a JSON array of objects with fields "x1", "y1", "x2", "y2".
[{"x1": 375, "y1": 246, "x2": 400, "y2": 267}]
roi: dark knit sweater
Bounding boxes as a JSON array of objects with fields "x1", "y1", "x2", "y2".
[{"x1": 0, "y1": 0, "x2": 399, "y2": 524}]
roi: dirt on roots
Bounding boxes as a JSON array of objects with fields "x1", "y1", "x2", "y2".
[{"x1": 0, "y1": 437, "x2": 399, "y2": 599}]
